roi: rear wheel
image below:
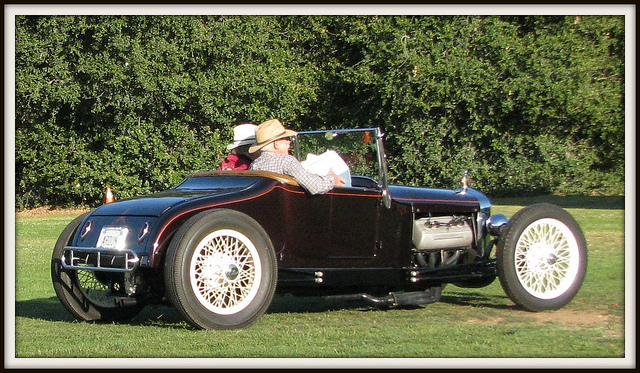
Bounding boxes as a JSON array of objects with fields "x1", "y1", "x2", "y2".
[
  {"x1": 164, "y1": 209, "x2": 277, "y2": 329},
  {"x1": 496, "y1": 203, "x2": 587, "y2": 311},
  {"x1": 51, "y1": 213, "x2": 144, "y2": 322}
]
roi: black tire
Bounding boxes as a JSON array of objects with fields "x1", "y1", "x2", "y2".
[
  {"x1": 164, "y1": 209, "x2": 277, "y2": 330},
  {"x1": 51, "y1": 213, "x2": 145, "y2": 322},
  {"x1": 496, "y1": 203, "x2": 587, "y2": 311}
]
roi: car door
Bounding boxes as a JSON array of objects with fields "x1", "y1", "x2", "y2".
[
  {"x1": 326, "y1": 186, "x2": 382, "y2": 261},
  {"x1": 276, "y1": 183, "x2": 381, "y2": 267}
]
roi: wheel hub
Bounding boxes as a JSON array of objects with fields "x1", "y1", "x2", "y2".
[
  {"x1": 225, "y1": 264, "x2": 240, "y2": 281},
  {"x1": 199, "y1": 254, "x2": 232, "y2": 287},
  {"x1": 526, "y1": 243, "x2": 554, "y2": 273}
]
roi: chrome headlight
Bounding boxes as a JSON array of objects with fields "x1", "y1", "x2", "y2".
[{"x1": 486, "y1": 213, "x2": 508, "y2": 236}]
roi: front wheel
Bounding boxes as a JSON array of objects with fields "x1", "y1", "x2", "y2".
[
  {"x1": 496, "y1": 203, "x2": 587, "y2": 311},
  {"x1": 164, "y1": 209, "x2": 277, "y2": 329}
]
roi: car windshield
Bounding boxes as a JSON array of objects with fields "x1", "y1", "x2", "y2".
[{"x1": 292, "y1": 128, "x2": 380, "y2": 183}]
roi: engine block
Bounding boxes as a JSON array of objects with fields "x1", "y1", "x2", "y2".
[{"x1": 412, "y1": 215, "x2": 473, "y2": 251}]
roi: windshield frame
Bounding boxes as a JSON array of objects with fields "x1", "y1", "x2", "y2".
[{"x1": 292, "y1": 127, "x2": 391, "y2": 207}]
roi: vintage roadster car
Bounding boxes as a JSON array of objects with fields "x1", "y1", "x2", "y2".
[{"x1": 51, "y1": 127, "x2": 588, "y2": 330}]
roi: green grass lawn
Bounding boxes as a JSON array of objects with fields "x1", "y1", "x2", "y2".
[{"x1": 9, "y1": 196, "x2": 631, "y2": 368}]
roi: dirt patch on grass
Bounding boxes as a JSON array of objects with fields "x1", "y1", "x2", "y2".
[
  {"x1": 15, "y1": 206, "x2": 90, "y2": 217},
  {"x1": 531, "y1": 308, "x2": 611, "y2": 326},
  {"x1": 467, "y1": 308, "x2": 624, "y2": 337}
]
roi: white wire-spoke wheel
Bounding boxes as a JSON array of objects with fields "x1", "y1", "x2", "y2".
[
  {"x1": 513, "y1": 219, "x2": 580, "y2": 299},
  {"x1": 75, "y1": 269, "x2": 126, "y2": 308},
  {"x1": 165, "y1": 209, "x2": 277, "y2": 330},
  {"x1": 190, "y1": 229, "x2": 261, "y2": 315},
  {"x1": 497, "y1": 204, "x2": 587, "y2": 311}
]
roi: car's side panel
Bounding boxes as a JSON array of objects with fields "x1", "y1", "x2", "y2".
[{"x1": 377, "y1": 199, "x2": 415, "y2": 267}]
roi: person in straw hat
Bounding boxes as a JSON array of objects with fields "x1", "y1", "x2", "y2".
[
  {"x1": 217, "y1": 123, "x2": 258, "y2": 171},
  {"x1": 249, "y1": 118, "x2": 346, "y2": 195}
]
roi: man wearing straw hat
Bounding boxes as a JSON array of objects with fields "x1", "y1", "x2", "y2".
[{"x1": 249, "y1": 119, "x2": 346, "y2": 195}]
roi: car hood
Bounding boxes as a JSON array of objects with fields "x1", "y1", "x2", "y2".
[
  {"x1": 389, "y1": 185, "x2": 491, "y2": 213},
  {"x1": 90, "y1": 190, "x2": 222, "y2": 217},
  {"x1": 88, "y1": 172, "x2": 299, "y2": 218}
]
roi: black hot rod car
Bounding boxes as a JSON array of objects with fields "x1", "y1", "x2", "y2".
[{"x1": 51, "y1": 127, "x2": 587, "y2": 329}]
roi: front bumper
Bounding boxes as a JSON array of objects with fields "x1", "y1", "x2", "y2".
[{"x1": 62, "y1": 246, "x2": 139, "y2": 273}]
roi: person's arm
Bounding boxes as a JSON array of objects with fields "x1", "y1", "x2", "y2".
[
  {"x1": 328, "y1": 169, "x2": 347, "y2": 187},
  {"x1": 283, "y1": 155, "x2": 336, "y2": 195}
]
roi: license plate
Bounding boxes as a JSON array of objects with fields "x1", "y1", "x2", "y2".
[{"x1": 96, "y1": 226, "x2": 129, "y2": 250}]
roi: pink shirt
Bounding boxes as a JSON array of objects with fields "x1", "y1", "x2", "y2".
[{"x1": 217, "y1": 154, "x2": 252, "y2": 171}]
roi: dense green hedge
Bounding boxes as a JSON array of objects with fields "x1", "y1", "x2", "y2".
[{"x1": 15, "y1": 15, "x2": 625, "y2": 209}]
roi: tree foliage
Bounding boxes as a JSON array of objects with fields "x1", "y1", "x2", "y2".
[{"x1": 14, "y1": 15, "x2": 625, "y2": 209}]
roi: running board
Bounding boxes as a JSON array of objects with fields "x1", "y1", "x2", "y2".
[{"x1": 323, "y1": 287, "x2": 442, "y2": 308}]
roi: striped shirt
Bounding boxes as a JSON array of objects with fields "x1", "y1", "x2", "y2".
[{"x1": 250, "y1": 152, "x2": 335, "y2": 195}]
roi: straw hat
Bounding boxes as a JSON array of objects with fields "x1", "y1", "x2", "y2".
[
  {"x1": 226, "y1": 123, "x2": 258, "y2": 150},
  {"x1": 249, "y1": 119, "x2": 298, "y2": 153}
]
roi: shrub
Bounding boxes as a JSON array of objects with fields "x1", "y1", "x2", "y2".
[{"x1": 14, "y1": 15, "x2": 625, "y2": 209}]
